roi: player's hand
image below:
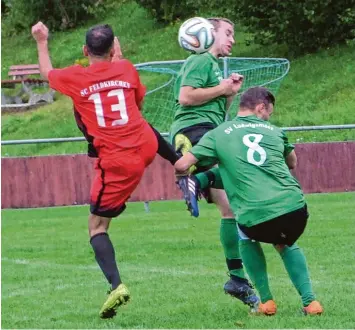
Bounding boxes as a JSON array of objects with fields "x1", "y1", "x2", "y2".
[
  {"x1": 230, "y1": 73, "x2": 244, "y2": 94},
  {"x1": 112, "y1": 36, "x2": 124, "y2": 61},
  {"x1": 219, "y1": 78, "x2": 235, "y2": 96},
  {"x1": 31, "y1": 21, "x2": 49, "y2": 43},
  {"x1": 229, "y1": 73, "x2": 244, "y2": 83}
]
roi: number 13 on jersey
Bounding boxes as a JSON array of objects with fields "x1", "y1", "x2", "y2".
[{"x1": 89, "y1": 89, "x2": 128, "y2": 127}]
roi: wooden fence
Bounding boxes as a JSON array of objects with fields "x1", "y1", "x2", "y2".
[{"x1": 2, "y1": 142, "x2": 354, "y2": 209}]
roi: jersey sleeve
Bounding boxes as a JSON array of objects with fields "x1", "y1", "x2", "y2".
[
  {"x1": 48, "y1": 66, "x2": 79, "y2": 97},
  {"x1": 282, "y1": 130, "x2": 295, "y2": 157},
  {"x1": 190, "y1": 130, "x2": 218, "y2": 165},
  {"x1": 181, "y1": 56, "x2": 210, "y2": 88}
]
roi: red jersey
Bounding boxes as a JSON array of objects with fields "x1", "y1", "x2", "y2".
[{"x1": 48, "y1": 60, "x2": 152, "y2": 156}]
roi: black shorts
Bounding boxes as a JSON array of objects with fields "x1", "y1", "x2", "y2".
[
  {"x1": 174, "y1": 123, "x2": 217, "y2": 202},
  {"x1": 176, "y1": 123, "x2": 216, "y2": 146},
  {"x1": 238, "y1": 205, "x2": 309, "y2": 246}
]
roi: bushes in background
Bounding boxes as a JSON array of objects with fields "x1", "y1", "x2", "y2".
[
  {"x1": 234, "y1": 0, "x2": 355, "y2": 55},
  {"x1": 1, "y1": 0, "x2": 107, "y2": 36},
  {"x1": 2, "y1": 0, "x2": 354, "y2": 55},
  {"x1": 135, "y1": 0, "x2": 355, "y2": 55}
]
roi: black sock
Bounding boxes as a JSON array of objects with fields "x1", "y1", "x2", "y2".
[
  {"x1": 90, "y1": 232, "x2": 121, "y2": 290},
  {"x1": 149, "y1": 124, "x2": 180, "y2": 165}
]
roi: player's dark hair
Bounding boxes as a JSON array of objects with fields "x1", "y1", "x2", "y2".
[
  {"x1": 86, "y1": 24, "x2": 114, "y2": 57},
  {"x1": 240, "y1": 87, "x2": 275, "y2": 109}
]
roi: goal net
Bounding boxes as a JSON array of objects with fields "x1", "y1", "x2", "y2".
[{"x1": 136, "y1": 57, "x2": 290, "y2": 133}]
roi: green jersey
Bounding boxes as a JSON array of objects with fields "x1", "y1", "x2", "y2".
[
  {"x1": 170, "y1": 52, "x2": 226, "y2": 141},
  {"x1": 190, "y1": 115, "x2": 305, "y2": 227}
]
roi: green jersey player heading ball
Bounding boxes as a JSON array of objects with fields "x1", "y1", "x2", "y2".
[
  {"x1": 175, "y1": 87, "x2": 323, "y2": 316},
  {"x1": 172, "y1": 17, "x2": 259, "y2": 308}
]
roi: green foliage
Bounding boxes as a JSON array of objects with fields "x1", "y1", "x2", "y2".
[
  {"x1": 134, "y1": 0, "x2": 238, "y2": 23},
  {"x1": 1, "y1": 0, "x2": 10, "y2": 13},
  {"x1": 134, "y1": 0, "x2": 355, "y2": 55},
  {"x1": 1, "y1": 1, "x2": 355, "y2": 157},
  {"x1": 2, "y1": 1, "x2": 355, "y2": 157},
  {"x1": 135, "y1": 0, "x2": 194, "y2": 23},
  {"x1": 233, "y1": 0, "x2": 355, "y2": 55},
  {"x1": 1, "y1": 0, "x2": 107, "y2": 36}
]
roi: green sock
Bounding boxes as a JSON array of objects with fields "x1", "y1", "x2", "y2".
[
  {"x1": 239, "y1": 239, "x2": 273, "y2": 303},
  {"x1": 279, "y1": 244, "x2": 315, "y2": 306},
  {"x1": 195, "y1": 167, "x2": 224, "y2": 189},
  {"x1": 220, "y1": 218, "x2": 246, "y2": 279}
]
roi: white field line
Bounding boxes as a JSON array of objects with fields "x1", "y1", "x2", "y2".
[
  {"x1": 2, "y1": 257, "x2": 331, "y2": 299},
  {"x1": 1, "y1": 257, "x2": 215, "y2": 299},
  {"x1": 1, "y1": 257, "x2": 204, "y2": 275}
]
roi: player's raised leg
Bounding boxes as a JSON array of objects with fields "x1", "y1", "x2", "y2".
[{"x1": 150, "y1": 124, "x2": 181, "y2": 165}]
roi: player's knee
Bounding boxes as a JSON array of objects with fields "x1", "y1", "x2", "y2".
[
  {"x1": 88, "y1": 214, "x2": 110, "y2": 237},
  {"x1": 218, "y1": 206, "x2": 234, "y2": 218},
  {"x1": 211, "y1": 190, "x2": 233, "y2": 217},
  {"x1": 213, "y1": 197, "x2": 233, "y2": 217}
]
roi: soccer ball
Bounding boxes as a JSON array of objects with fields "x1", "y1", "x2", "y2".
[{"x1": 178, "y1": 17, "x2": 215, "y2": 54}]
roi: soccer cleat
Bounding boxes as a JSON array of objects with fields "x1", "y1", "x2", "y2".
[
  {"x1": 176, "y1": 175, "x2": 200, "y2": 217},
  {"x1": 174, "y1": 133, "x2": 196, "y2": 173},
  {"x1": 99, "y1": 283, "x2": 130, "y2": 319},
  {"x1": 257, "y1": 300, "x2": 277, "y2": 315},
  {"x1": 224, "y1": 277, "x2": 260, "y2": 308},
  {"x1": 303, "y1": 300, "x2": 323, "y2": 315}
]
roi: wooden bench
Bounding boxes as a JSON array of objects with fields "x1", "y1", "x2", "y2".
[
  {"x1": 9, "y1": 64, "x2": 43, "y2": 80},
  {"x1": 1, "y1": 64, "x2": 55, "y2": 112}
]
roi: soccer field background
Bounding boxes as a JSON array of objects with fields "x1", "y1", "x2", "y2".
[
  {"x1": 2, "y1": 1, "x2": 355, "y2": 159},
  {"x1": 2, "y1": 192, "x2": 355, "y2": 329}
]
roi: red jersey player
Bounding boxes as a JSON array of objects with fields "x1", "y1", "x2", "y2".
[{"x1": 31, "y1": 22, "x2": 171, "y2": 319}]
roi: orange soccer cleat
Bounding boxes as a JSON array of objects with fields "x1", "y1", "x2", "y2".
[
  {"x1": 303, "y1": 300, "x2": 323, "y2": 315},
  {"x1": 257, "y1": 300, "x2": 277, "y2": 315}
]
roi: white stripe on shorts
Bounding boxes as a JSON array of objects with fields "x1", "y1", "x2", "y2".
[{"x1": 237, "y1": 225, "x2": 250, "y2": 240}]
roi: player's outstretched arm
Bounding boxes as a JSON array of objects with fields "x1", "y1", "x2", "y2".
[
  {"x1": 175, "y1": 152, "x2": 198, "y2": 173},
  {"x1": 179, "y1": 78, "x2": 235, "y2": 106},
  {"x1": 179, "y1": 85, "x2": 223, "y2": 106},
  {"x1": 31, "y1": 22, "x2": 53, "y2": 81}
]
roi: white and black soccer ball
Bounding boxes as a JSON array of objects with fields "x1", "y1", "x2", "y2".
[{"x1": 178, "y1": 17, "x2": 215, "y2": 54}]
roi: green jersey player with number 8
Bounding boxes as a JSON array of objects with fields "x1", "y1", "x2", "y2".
[
  {"x1": 171, "y1": 17, "x2": 259, "y2": 308},
  {"x1": 175, "y1": 87, "x2": 323, "y2": 316}
]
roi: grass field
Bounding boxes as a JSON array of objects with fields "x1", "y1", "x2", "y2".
[{"x1": 2, "y1": 192, "x2": 355, "y2": 329}]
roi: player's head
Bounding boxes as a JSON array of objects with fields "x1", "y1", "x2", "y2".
[
  {"x1": 239, "y1": 87, "x2": 275, "y2": 120},
  {"x1": 83, "y1": 24, "x2": 115, "y2": 60},
  {"x1": 208, "y1": 17, "x2": 235, "y2": 57}
]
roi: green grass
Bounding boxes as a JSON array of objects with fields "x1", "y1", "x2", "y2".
[
  {"x1": 2, "y1": 192, "x2": 355, "y2": 328},
  {"x1": 1, "y1": 1, "x2": 355, "y2": 157}
]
